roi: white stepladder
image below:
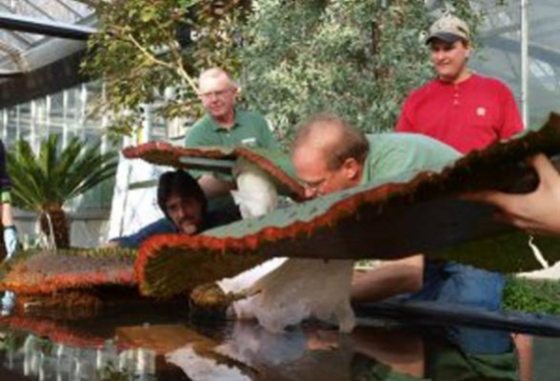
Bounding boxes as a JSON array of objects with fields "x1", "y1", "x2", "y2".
[{"x1": 107, "y1": 153, "x2": 172, "y2": 241}]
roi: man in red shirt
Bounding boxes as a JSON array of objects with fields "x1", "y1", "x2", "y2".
[{"x1": 396, "y1": 14, "x2": 524, "y2": 153}]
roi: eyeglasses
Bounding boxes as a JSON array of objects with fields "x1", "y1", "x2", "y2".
[
  {"x1": 198, "y1": 88, "x2": 235, "y2": 100},
  {"x1": 300, "y1": 177, "x2": 328, "y2": 192},
  {"x1": 299, "y1": 170, "x2": 338, "y2": 196}
]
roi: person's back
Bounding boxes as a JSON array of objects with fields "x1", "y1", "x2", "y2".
[
  {"x1": 362, "y1": 132, "x2": 459, "y2": 184},
  {"x1": 353, "y1": 132, "x2": 505, "y2": 314}
]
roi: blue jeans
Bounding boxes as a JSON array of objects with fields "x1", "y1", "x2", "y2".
[
  {"x1": 409, "y1": 261, "x2": 509, "y2": 354},
  {"x1": 407, "y1": 260, "x2": 505, "y2": 312}
]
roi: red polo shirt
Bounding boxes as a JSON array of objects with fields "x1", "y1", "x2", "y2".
[{"x1": 396, "y1": 74, "x2": 524, "y2": 153}]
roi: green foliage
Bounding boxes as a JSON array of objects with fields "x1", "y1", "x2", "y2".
[
  {"x1": 503, "y1": 277, "x2": 560, "y2": 314},
  {"x1": 240, "y1": 0, "x2": 484, "y2": 139},
  {"x1": 82, "y1": 0, "x2": 248, "y2": 137},
  {"x1": 6, "y1": 135, "x2": 117, "y2": 247},
  {"x1": 6, "y1": 135, "x2": 118, "y2": 211},
  {"x1": 84, "y1": 0, "x2": 499, "y2": 141},
  {"x1": 0, "y1": 331, "x2": 27, "y2": 353},
  {"x1": 98, "y1": 361, "x2": 133, "y2": 381}
]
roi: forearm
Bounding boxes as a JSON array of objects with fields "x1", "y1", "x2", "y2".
[
  {"x1": 351, "y1": 255, "x2": 424, "y2": 303},
  {"x1": 2, "y1": 201, "x2": 13, "y2": 227},
  {"x1": 1, "y1": 195, "x2": 18, "y2": 259},
  {"x1": 198, "y1": 174, "x2": 236, "y2": 199}
]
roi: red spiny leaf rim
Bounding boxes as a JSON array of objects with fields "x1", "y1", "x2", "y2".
[
  {"x1": 122, "y1": 142, "x2": 306, "y2": 201},
  {"x1": 0, "y1": 268, "x2": 137, "y2": 295}
]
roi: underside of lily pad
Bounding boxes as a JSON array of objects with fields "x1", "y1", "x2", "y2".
[
  {"x1": 122, "y1": 142, "x2": 305, "y2": 200},
  {"x1": 136, "y1": 113, "x2": 560, "y2": 297}
]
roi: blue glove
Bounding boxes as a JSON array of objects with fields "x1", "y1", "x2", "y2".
[{"x1": 3, "y1": 225, "x2": 18, "y2": 260}]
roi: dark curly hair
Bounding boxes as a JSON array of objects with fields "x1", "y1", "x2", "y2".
[{"x1": 157, "y1": 170, "x2": 207, "y2": 218}]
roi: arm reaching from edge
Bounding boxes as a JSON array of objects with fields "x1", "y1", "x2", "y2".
[{"x1": 466, "y1": 154, "x2": 560, "y2": 236}]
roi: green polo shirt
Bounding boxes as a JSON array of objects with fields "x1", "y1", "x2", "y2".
[
  {"x1": 360, "y1": 133, "x2": 460, "y2": 185},
  {"x1": 185, "y1": 109, "x2": 278, "y2": 149}
]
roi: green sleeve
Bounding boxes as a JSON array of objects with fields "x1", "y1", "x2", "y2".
[{"x1": 367, "y1": 134, "x2": 460, "y2": 184}]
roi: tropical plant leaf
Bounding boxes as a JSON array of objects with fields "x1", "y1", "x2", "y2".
[
  {"x1": 6, "y1": 135, "x2": 118, "y2": 247},
  {"x1": 7, "y1": 135, "x2": 118, "y2": 209}
]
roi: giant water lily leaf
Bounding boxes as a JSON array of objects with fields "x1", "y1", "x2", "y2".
[
  {"x1": 0, "y1": 248, "x2": 137, "y2": 295},
  {"x1": 122, "y1": 143, "x2": 305, "y2": 201},
  {"x1": 136, "y1": 114, "x2": 560, "y2": 297},
  {"x1": 136, "y1": 236, "x2": 264, "y2": 298}
]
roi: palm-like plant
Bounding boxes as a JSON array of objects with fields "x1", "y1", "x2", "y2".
[{"x1": 6, "y1": 135, "x2": 118, "y2": 248}]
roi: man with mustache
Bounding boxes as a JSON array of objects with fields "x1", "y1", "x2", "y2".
[{"x1": 109, "y1": 170, "x2": 239, "y2": 248}]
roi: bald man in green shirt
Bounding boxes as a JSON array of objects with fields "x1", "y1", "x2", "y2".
[
  {"x1": 185, "y1": 68, "x2": 280, "y2": 219},
  {"x1": 192, "y1": 113, "x2": 504, "y2": 332},
  {"x1": 291, "y1": 113, "x2": 504, "y2": 310},
  {"x1": 185, "y1": 68, "x2": 278, "y2": 206}
]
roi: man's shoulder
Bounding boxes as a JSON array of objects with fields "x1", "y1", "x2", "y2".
[
  {"x1": 368, "y1": 133, "x2": 459, "y2": 156},
  {"x1": 363, "y1": 133, "x2": 459, "y2": 184},
  {"x1": 185, "y1": 114, "x2": 217, "y2": 146},
  {"x1": 405, "y1": 78, "x2": 441, "y2": 100},
  {"x1": 191, "y1": 114, "x2": 213, "y2": 130},
  {"x1": 236, "y1": 109, "x2": 268, "y2": 125},
  {"x1": 471, "y1": 73, "x2": 511, "y2": 92},
  {"x1": 368, "y1": 131, "x2": 446, "y2": 145}
]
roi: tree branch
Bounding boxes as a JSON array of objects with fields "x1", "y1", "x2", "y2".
[
  {"x1": 167, "y1": 40, "x2": 198, "y2": 92},
  {"x1": 126, "y1": 34, "x2": 176, "y2": 71}
]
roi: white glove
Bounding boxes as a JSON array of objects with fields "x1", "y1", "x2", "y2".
[{"x1": 3, "y1": 225, "x2": 18, "y2": 260}]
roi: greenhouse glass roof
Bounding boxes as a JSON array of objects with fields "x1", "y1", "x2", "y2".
[
  {"x1": 0, "y1": 0, "x2": 557, "y2": 129},
  {"x1": 0, "y1": 0, "x2": 93, "y2": 74}
]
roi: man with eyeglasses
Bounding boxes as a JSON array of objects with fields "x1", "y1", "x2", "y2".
[
  {"x1": 191, "y1": 112, "x2": 504, "y2": 332},
  {"x1": 291, "y1": 113, "x2": 505, "y2": 313},
  {"x1": 185, "y1": 68, "x2": 279, "y2": 210}
]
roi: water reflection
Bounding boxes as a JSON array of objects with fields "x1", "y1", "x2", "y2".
[
  {"x1": 0, "y1": 313, "x2": 551, "y2": 381},
  {"x1": 350, "y1": 325, "x2": 521, "y2": 381}
]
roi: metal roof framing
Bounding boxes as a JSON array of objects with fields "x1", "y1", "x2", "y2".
[{"x1": 0, "y1": 11, "x2": 94, "y2": 40}]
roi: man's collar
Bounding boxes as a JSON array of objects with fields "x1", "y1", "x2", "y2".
[{"x1": 210, "y1": 108, "x2": 239, "y2": 131}]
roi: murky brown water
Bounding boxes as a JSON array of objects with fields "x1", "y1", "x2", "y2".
[{"x1": 0, "y1": 303, "x2": 557, "y2": 381}]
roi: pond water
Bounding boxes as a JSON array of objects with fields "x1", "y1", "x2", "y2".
[{"x1": 0, "y1": 303, "x2": 558, "y2": 381}]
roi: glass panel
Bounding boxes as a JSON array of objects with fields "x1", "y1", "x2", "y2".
[{"x1": 472, "y1": 0, "x2": 560, "y2": 129}]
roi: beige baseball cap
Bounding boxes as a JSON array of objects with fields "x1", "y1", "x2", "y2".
[{"x1": 426, "y1": 14, "x2": 470, "y2": 45}]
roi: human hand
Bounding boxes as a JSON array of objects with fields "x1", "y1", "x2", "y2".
[
  {"x1": 465, "y1": 154, "x2": 560, "y2": 236},
  {"x1": 3, "y1": 225, "x2": 18, "y2": 259}
]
